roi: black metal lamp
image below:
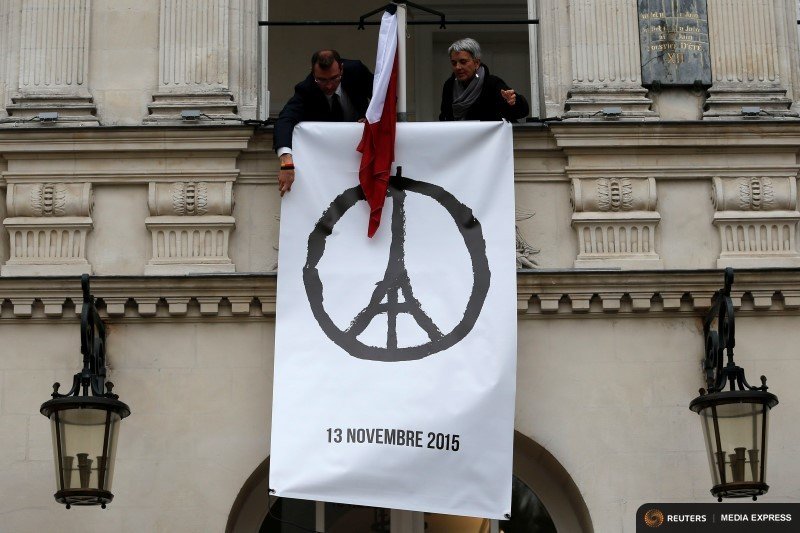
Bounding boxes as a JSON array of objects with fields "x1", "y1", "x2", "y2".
[
  {"x1": 40, "y1": 275, "x2": 131, "y2": 509},
  {"x1": 690, "y1": 268, "x2": 778, "y2": 501}
]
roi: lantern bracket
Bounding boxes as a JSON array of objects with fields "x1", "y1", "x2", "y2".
[
  {"x1": 50, "y1": 274, "x2": 118, "y2": 400},
  {"x1": 701, "y1": 267, "x2": 770, "y2": 396}
]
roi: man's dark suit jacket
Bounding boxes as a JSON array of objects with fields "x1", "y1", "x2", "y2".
[{"x1": 273, "y1": 59, "x2": 374, "y2": 152}]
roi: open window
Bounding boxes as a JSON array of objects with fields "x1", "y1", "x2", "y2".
[{"x1": 265, "y1": 0, "x2": 538, "y2": 121}]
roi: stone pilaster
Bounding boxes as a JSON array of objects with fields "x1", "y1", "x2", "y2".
[
  {"x1": 704, "y1": 0, "x2": 796, "y2": 118},
  {"x1": 1, "y1": 182, "x2": 94, "y2": 276},
  {"x1": 258, "y1": 0, "x2": 269, "y2": 119},
  {"x1": 711, "y1": 176, "x2": 800, "y2": 266},
  {"x1": 148, "y1": 0, "x2": 251, "y2": 122},
  {"x1": 571, "y1": 177, "x2": 662, "y2": 268},
  {"x1": 5, "y1": 0, "x2": 97, "y2": 124},
  {"x1": 786, "y1": 0, "x2": 800, "y2": 115},
  {"x1": 537, "y1": 0, "x2": 572, "y2": 118},
  {"x1": 564, "y1": 0, "x2": 655, "y2": 119},
  {"x1": 145, "y1": 181, "x2": 236, "y2": 274},
  {"x1": 0, "y1": 2, "x2": 9, "y2": 117}
]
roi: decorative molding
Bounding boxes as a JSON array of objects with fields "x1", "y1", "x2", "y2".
[
  {"x1": 563, "y1": 0, "x2": 655, "y2": 119},
  {"x1": 6, "y1": 0, "x2": 97, "y2": 124},
  {"x1": 146, "y1": 92, "x2": 238, "y2": 123},
  {"x1": 570, "y1": 177, "x2": 662, "y2": 268},
  {"x1": 704, "y1": 0, "x2": 797, "y2": 119},
  {"x1": 2, "y1": 182, "x2": 94, "y2": 276},
  {"x1": 146, "y1": 181, "x2": 235, "y2": 274},
  {"x1": 1, "y1": 270, "x2": 800, "y2": 320},
  {"x1": 144, "y1": 216, "x2": 236, "y2": 275},
  {"x1": 1, "y1": 217, "x2": 93, "y2": 276},
  {"x1": 711, "y1": 176, "x2": 800, "y2": 267}
]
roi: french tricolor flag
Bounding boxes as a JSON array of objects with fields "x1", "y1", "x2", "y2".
[{"x1": 357, "y1": 5, "x2": 399, "y2": 238}]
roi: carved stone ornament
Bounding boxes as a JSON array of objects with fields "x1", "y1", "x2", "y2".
[
  {"x1": 712, "y1": 177, "x2": 795, "y2": 212},
  {"x1": 515, "y1": 207, "x2": 540, "y2": 269},
  {"x1": 572, "y1": 177, "x2": 657, "y2": 213},
  {"x1": 148, "y1": 181, "x2": 233, "y2": 216},
  {"x1": 2, "y1": 183, "x2": 94, "y2": 276},
  {"x1": 7, "y1": 182, "x2": 93, "y2": 217},
  {"x1": 711, "y1": 176, "x2": 800, "y2": 267},
  {"x1": 570, "y1": 177, "x2": 662, "y2": 269}
]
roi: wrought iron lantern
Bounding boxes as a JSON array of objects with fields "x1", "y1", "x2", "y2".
[
  {"x1": 40, "y1": 275, "x2": 131, "y2": 508},
  {"x1": 690, "y1": 268, "x2": 778, "y2": 501}
]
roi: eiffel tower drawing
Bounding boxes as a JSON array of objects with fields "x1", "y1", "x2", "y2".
[{"x1": 346, "y1": 168, "x2": 443, "y2": 350}]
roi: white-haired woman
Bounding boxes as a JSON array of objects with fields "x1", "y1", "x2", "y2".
[{"x1": 439, "y1": 38, "x2": 529, "y2": 122}]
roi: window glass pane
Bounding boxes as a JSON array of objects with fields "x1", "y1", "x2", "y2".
[
  {"x1": 325, "y1": 503, "x2": 390, "y2": 532},
  {"x1": 424, "y1": 514, "x2": 490, "y2": 532},
  {"x1": 260, "y1": 497, "x2": 315, "y2": 532},
  {"x1": 500, "y1": 476, "x2": 556, "y2": 533},
  {"x1": 424, "y1": 476, "x2": 555, "y2": 533}
]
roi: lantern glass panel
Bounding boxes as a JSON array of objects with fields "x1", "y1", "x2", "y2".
[
  {"x1": 49, "y1": 408, "x2": 121, "y2": 493},
  {"x1": 698, "y1": 401, "x2": 769, "y2": 487}
]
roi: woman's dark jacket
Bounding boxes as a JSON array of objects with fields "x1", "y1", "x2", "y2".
[{"x1": 439, "y1": 64, "x2": 530, "y2": 122}]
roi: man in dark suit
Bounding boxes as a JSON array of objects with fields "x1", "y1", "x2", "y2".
[{"x1": 274, "y1": 49, "x2": 374, "y2": 196}]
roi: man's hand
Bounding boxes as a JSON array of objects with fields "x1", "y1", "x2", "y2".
[
  {"x1": 278, "y1": 154, "x2": 295, "y2": 197},
  {"x1": 500, "y1": 89, "x2": 517, "y2": 106}
]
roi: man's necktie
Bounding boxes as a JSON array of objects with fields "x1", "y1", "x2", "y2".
[{"x1": 330, "y1": 93, "x2": 344, "y2": 121}]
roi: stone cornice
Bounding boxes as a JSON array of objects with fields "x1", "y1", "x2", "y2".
[
  {"x1": 3, "y1": 122, "x2": 800, "y2": 154},
  {"x1": 0, "y1": 270, "x2": 798, "y2": 321},
  {"x1": 4, "y1": 124, "x2": 799, "y2": 188},
  {"x1": 0, "y1": 126, "x2": 254, "y2": 154},
  {"x1": 0, "y1": 274, "x2": 277, "y2": 321},
  {"x1": 548, "y1": 120, "x2": 800, "y2": 150},
  {"x1": 563, "y1": 166, "x2": 800, "y2": 180},
  {"x1": 2, "y1": 170, "x2": 241, "y2": 184},
  {"x1": 517, "y1": 268, "x2": 800, "y2": 317}
]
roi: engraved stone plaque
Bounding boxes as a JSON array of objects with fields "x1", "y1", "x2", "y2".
[{"x1": 638, "y1": 0, "x2": 711, "y2": 86}]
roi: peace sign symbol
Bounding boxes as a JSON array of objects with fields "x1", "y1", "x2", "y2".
[{"x1": 303, "y1": 168, "x2": 491, "y2": 362}]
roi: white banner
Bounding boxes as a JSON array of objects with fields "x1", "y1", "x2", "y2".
[{"x1": 270, "y1": 121, "x2": 517, "y2": 518}]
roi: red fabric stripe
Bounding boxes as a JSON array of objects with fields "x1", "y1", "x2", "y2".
[{"x1": 357, "y1": 54, "x2": 398, "y2": 238}]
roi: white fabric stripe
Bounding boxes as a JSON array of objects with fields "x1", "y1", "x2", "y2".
[{"x1": 365, "y1": 10, "x2": 398, "y2": 124}]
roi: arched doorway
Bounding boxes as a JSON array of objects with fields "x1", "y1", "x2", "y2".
[{"x1": 226, "y1": 432, "x2": 593, "y2": 532}]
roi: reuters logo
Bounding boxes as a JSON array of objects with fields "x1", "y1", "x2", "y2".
[{"x1": 644, "y1": 509, "x2": 665, "y2": 528}]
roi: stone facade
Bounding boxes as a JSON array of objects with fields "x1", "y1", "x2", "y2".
[{"x1": 0, "y1": 1, "x2": 800, "y2": 533}]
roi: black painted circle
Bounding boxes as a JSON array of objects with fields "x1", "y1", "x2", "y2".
[{"x1": 303, "y1": 176, "x2": 490, "y2": 362}]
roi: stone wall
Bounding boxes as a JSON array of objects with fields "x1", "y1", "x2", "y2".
[{"x1": 1, "y1": 270, "x2": 799, "y2": 532}]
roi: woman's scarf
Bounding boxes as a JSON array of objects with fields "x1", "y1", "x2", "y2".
[{"x1": 451, "y1": 65, "x2": 485, "y2": 120}]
